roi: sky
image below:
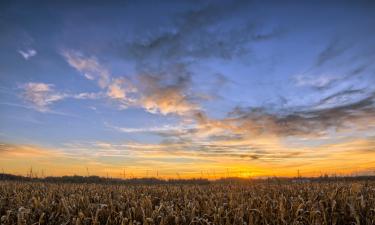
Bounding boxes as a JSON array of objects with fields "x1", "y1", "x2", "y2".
[{"x1": 1, "y1": 0, "x2": 375, "y2": 179}]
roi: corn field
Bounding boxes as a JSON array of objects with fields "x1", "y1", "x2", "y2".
[{"x1": 1, "y1": 181, "x2": 375, "y2": 225}]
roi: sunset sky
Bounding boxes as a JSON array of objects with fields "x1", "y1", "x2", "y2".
[{"x1": 1, "y1": 1, "x2": 375, "y2": 179}]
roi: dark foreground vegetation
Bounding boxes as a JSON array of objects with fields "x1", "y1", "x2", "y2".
[{"x1": 1, "y1": 177, "x2": 375, "y2": 224}]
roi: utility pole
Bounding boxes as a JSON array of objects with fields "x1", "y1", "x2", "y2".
[{"x1": 29, "y1": 166, "x2": 33, "y2": 178}]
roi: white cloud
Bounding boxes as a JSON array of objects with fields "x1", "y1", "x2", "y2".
[
  {"x1": 84, "y1": 73, "x2": 95, "y2": 80},
  {"x1": 295, "y1": 74, "x2": 339, "y2": 89},
  {"x1": 73, "y1": 92, "x2": 103, "y2": 100},
  {"x1": 18, "y1": 49, "x2": 37, "y2": 60},
  {"x1": 20, "y1": 82, "x2": 104, "y2": 112},
  {"x1": 21, "y1": 82, "x2": 66, "y2": 112},
  {"x1": 106, "y1": 123, "x2": 193, "y2": 133}
]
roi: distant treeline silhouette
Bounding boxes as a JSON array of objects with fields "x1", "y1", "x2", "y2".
[
  {"x1": 1, "y1": 173, "x2": 375, "y2": 185},
  {"x1": 0, "y1": 173, "x2": 210, "y2": 185}
]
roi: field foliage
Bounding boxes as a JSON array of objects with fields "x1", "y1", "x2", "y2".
[{"x1": 1, "y1": 181, "x2": 375, "y2": 225}]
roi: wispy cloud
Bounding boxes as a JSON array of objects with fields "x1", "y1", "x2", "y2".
[
  {"x1": 106, "y1": 123, "x2": 193, "y2": 134},
  {"x1": 62, "y1": 50, "x2": 110, "y2": 88},
  {"x1": 125, "y1": 2, "x2": 283, "y2": 62},
  {"x1": 72, "y1": 92, "x2": 104, "y2": 100},
  {"x1": 222, "y1": 91, "x2": 375, "y2": 138},
  {"x1": 0, "y1": 142, "x2": 63, "y2": 158},
  {"x1": 315, "y1": 39, "x2": 349, "y2": 67},
  {"x1": 294, "y1": 74, "x2": 341, "y2": 89},
  {"x1": 19, "y1": 82, "x2": 103, "y2": 112},
  {"x1": 18, "y1": 49, "x2": 37, "y2": 60},
  {"x1": 62, "y1": 50, "x2": 138, "y2": 109},
  {"x1": 20, "y1": 82, "x2": 66, "y2": 112}
]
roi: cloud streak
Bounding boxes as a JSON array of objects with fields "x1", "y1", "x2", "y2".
[
  {"x1": 0, "y1": 142, "x2": 63, "y2": 158},
  {"x1": 315, "y1": 39, "x2": 349, "y2": 67},
  {"x1": 62, "y1": 50, "x2": 111, "y2": 88},
  {"x1": 106, "y1": 123, "x2": 193, "y2": 134},
  {"x1": 18, "y1": 49, "x2": 37, "y2": 60},
  {"x1": 223, "y1": 91, "x2": 375, "y2": 138},
  {"x1": 19, "y1": 82, "x2": 103, "y2": 112}
]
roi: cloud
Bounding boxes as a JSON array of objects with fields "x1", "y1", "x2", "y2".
[
  {"x1": 57, "y1": 4, "x2": 284, "y2": 117},
  {"x1": 63, "y1": 50, "x2": 201, "y2": 116},
  {"x1": 315, "y1": 39, "x2": 349, "y2": 67},
  {"x1": 107, "y1": 79, "x2": 127, "y2": 99},
  {"x1": 60, "y1": 134, "x2": 375, "y2": 177},
  {"x1": 137, "y1": 67, "x2": 200, "y2": 115},
  {"x1": 107, "y1": 77, "x2": 137, "y2": 102},
  {"x1": 20, "y1": 82, "x2": 66, "y2": 112},
  {"x1": 0, "y1": 142, "x2": 62, "y2": 158},
  {"x1": 225, "y1": 91, "x2": 375, "y2": 137},
  {"x1": 316, "y1": 89, "x2": 366, "y2": 109},
  {"x1": 0, "y1": 142, "x2": 112, "y2": 177},
  {"x1": 294, "y1": 74, "x2": 341, "y2": 89},
  {"x1": 150, "y1": 88, "x2": 375, "y2": 146},
  {"x1": 63, "y1": 139, "x2": 281, "y2": 162},
  {"x1": 139, "y1": 89, "x2": 200, "y2": 115},
  {"x1": 124, "y1": 2, "x2": 283, "y2": 63},
  {"x1": 293, "y1": 69, "x2": 367, "y2": 92},
  {"x1": 62, "y1": 50, "x2": 139, "y2": 109},
  {"x1": 106, "y1": 123, "x2": 193, "y2": 134},
  {"x1": 19, "y1": 82, "x2": 105, "y2": 112},
  {"x1": 62, "y1": 50, "x2": 110, "y2": 88},
  {"x1": 18, "y1": 49, "x2": 37, "y2": 60},
  {"x1": 73, "y1": 92, "x2": 103, "y2": 100},
  {"x1": 60, "y1": 48, "x2": 375, "y2": 164},
  {"x1": 3, "y1": 136, "x2": 375, "y2": 178}
]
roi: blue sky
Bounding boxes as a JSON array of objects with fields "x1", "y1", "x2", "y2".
[{"x1": 1, "y1": 0, "x2": 375, "y2": 178}]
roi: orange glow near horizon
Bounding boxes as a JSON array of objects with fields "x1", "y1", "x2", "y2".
[{"x1": 1, "y1": 137, "x2": 374, "y2": 179}]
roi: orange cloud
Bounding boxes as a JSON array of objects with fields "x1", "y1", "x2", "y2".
[{"x1": 0, "y1": 143, "x2": 61, "y2": 158}]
